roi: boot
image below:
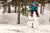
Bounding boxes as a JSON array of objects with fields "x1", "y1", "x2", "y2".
[
  {"x1": 37, "y1": 15, "x2": 39, "y2": 17},
  {"x1": 31, "y1": 15, "x2": 33, "y2": 17}
]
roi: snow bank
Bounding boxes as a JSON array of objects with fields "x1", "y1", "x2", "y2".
[{"x1": 0, "y1": 13, "x2": 28, "y2": 25}]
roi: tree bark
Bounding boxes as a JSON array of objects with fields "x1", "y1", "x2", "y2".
[
  {"x1": 18, "y1": 1, "x2": 20, "y2": 24},
  {"x1": 15, "y1": 2, "x2": 16, "y2": 13},
  {"x1": 3, "y1": 0, "x2": 6, "y2": 13},
  {"x1": 42, "y1": 6, "x2": 45, "y2": 15},
  {"x1": 49, "y1": 18, "x2": 50, "y2": 22},
  {"x1": 15, "y1": 5, "x2": 16, "y2": 13},
  {"x1": 8, "y1": 3, "x2": 11, "y2": 13},
  {"x1": 25, "y1": 1, "x2": 26, "y2": 14},
  {"x1": 40, "y1": 4, "x2": 42, "y2": 14}
]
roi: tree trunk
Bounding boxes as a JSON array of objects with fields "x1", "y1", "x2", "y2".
[
  {"x1": 21, "y1": 2, "x2": 23, "y2": 13},
  {"x1": 15, "y1": 5, "x2": 16, "y2": 13},
  {"x1": 8, "y1": 4, "x2": 11, "y2": 13},
  {"x1": 18, "y1": 1, "x2": 20, "y2": 24},
  {"x1": 3, "y1": 5, "x2": 6, "y2": 13},
  {"x1": 25, "y1": 1, "x2": 26, "y2": 14},
  {"x1": 3, "y1": 1, "x2": 6, "y2": 13},
  {"x1": 21, "y1": 0, "x2": 23, "y2": 13},
  {"x1": 40, "y1": 4, "x2": 42, "y2": 14},
  {"x1": 15, "y1": 2, "x2": 16, "y2": 13},
  {"x1": 49, "y1": 18, "x2": 50, "y2": 22},
  {"x1": 42, "y1": 6, "x2": 45, "y2": 15}
]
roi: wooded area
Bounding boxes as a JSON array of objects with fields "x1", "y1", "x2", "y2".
[{"x1": 0, "y1": 0, "x2": 50, "y2": 24}]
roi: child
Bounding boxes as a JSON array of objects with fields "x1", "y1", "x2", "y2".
[{"x1": 30, "y1": 1, "x2": 39, "y2": 17}]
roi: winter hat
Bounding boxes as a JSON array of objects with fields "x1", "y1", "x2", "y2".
[{"x1": 32, "y1": 1, "x2": 37, "y2": 4}]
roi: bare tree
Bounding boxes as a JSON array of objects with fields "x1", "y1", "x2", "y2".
[
  {"x1": 18, "y1": 0, "x2": 21, "y2": 24},
  {"x1": 2, "y1": 0, "x2": 7, "y2": 13},
  {"x1": 8, "y1": 3, "x2": 11, "y2": 13}
]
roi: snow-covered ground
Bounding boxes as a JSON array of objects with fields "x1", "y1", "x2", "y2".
[
  {"x1": 0, "y1": 13, "x2": 28, "y2": 25},
  {"x1": 0, "y1": 24, "x2": 50, "y2": 33},
  {"x1": 0, "y1": 24, "x2": 27, "y2": 33}
]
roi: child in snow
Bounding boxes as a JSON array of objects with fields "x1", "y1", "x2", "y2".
[{"x1": 30, "y1": 1, "x2": 39, "y2": 17}]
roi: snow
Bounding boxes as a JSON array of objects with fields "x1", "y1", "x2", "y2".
[
  {"x1": 26, "y1": 3, "x2": 50, "y2": 33},
  {"x1": 0, "y1": 3, "x2": 50, "y2": 33},
  {"x1": 0, "y1": 13, "x2": 28, "y2": 25},
  {"x1": 38, "y1": 3, "x2": 50, "y2": 25},
  {"x1": 1, "y1": 24, "x2": 50, "y2": 33},
  {"x1": 27, "y1": 12, "x2": 39, "y2": 28},
  {"x1": 0, "y1": 24, "x2": 27, "y2": 33}
]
